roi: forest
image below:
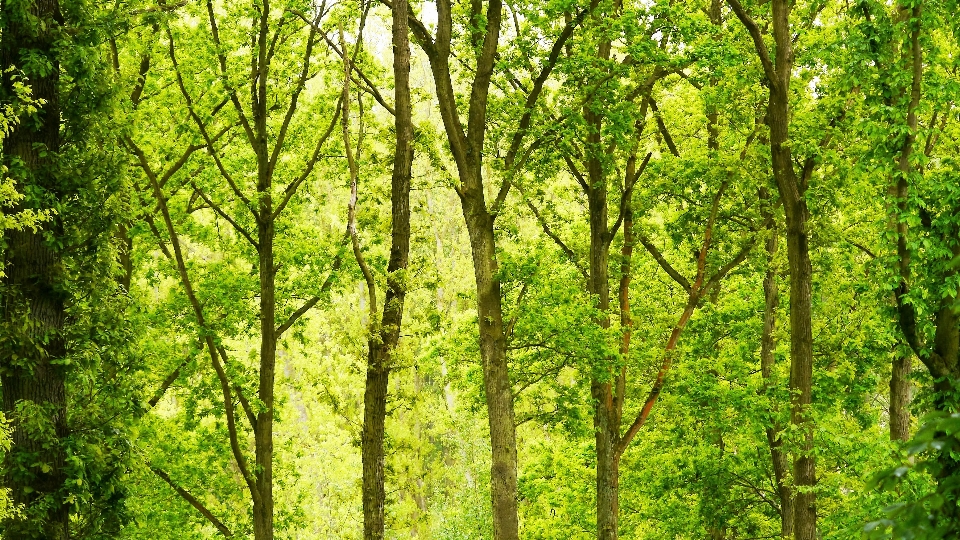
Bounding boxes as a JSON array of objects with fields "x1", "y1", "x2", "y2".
[{"x1": 1, "y1": 0, "x2": 960, "y2": 538}]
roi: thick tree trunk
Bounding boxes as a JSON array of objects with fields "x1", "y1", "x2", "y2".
[
  {"x1": 463, "y1": 204, "x2": 519, "y2": 540},
  {"x1": 362, "y1": 1, "x2": 414, "y2": 536},
  {"x1": 889, "y1": 353, "x2": 912, "y2": 441},
  {"x1": 0, "y1": 1, "x2": 71, "y2": 537}
]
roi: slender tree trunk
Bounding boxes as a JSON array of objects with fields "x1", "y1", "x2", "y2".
[
  {"x1": 0, "y1": 1, "x2": 70, "y2": 537},
  {"x1": 758, "y1": 200, "x2": 794, "y2": 537},
  {"x1": 587, "y1": 125, "x2": 618, "y2": 540},
  {"x1": 253, "y1": 40, "x2": 276, "y2": 540},
  {"x1": 886, "y1": 1, "x2": 921, "y2": 446},
  {"x1": 254, "y1": 211, "x2": 276, "y2": 540},
  {"x1": 362, "y1": 0, "x2": 414, "y2": 536}
]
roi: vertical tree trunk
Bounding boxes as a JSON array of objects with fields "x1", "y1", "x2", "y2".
[
  {"x1": 0, "y1": 1, "x2": 70, "y2": 537},
  {"x1": 463, "y1": 204, "x2": 519, "y2": 540},
  {"x1": 889, "y1": 353, "x2": 912, "y2": 441},
  {"x1": 253, "y1": 21, "x2": 276, "y2": 536},
  {"x1": 254, "y1": 211, "x2": 276, "y2": 540},
  {"x1": 758, "y1": 199, "x2": 794, "y2": 537},
  {"x1": 362, "y1": 0, "x2": 414, "y2": 536},
  {"x1": 727, "y1": 0, "x2": 818, "y2": 534},
  {"x1": 888, "y1": 1, "x2": 923, "y2": 447},
  {"x1": 410, "y1": 0, "x2": 519, "y2": 533}
]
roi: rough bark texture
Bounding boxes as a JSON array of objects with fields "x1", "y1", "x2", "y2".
[
  {"x1": 408, "y1": 0, "x2": 519, "y2": 535},
  {"x1": 362, "y1": 1, "x2": 414, "y2": 537},
  {"x1": 888, "y1": 0, "x2": 960, "y2": 517},
  {"x1": 0, "y1": 0, "x2": 71, "y2": 537},
  {"x1": 758, "y1": 200, "x2": 794, "y2": 537},
  {"x1": 727, "y1": 1, "x2": 818, "y2": 536},
  {"x1": 584, "y1": 35, "x2": 617, "y2": 539},
  {"x1": 889, "y1": 353, "x2": 912, "y2": 441}
]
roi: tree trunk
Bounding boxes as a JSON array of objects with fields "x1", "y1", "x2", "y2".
[
  {"x1": 0, "y1": 1, "x2": 71, "y2": 537},
  {"x1": 889, "y1": 353, "x2": 912, "y2": 441},
  {"x1": 764, "y1": 2, "x2": 817, "y2": 536},
  {"x1": 758, "y1": 203, "x2": 794, "y2": 537},
  {"x1": 254, "y1": 48, "x2": 276, "y2": 539},
  {"x1": 253, "y1": 211, "x2": 276, "y2": 540},
  {"x1": 362, "y1": 0, "x2": 414, "y2": 536},
  {"x1": 463, "y1": 203, "x2": 519, "y2": 540}
]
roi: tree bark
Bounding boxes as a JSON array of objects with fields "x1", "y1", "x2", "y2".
[
  {"x1": 405, "y1": 0, "x2": 519, "y2": 534},
  {"x1": 889, "y1": 353, "x2": 912, "y2": 441},
  {"x1": 0, "y1": 1, "x2": 71, "y2": 537},
  {"x1": 758, "y1": 197, "x2": 794, "y2": 537},
  {"x1": 463, "y1": 204, "x2": 519, "y2": 540},
  {"x1": 727, "y1": 0, "x2": 818, "y2": 536},
  {"x1": 362, "y1": 0, "x2": 414, "y2": 536}
]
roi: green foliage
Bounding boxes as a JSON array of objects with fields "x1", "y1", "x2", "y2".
[{"x1": 865, "y1": 413, "x2": 960, "y2": 539}]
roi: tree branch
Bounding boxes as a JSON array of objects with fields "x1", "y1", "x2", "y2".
[
  {"x1": 635, "y1": 232, "x2": 691, "y2": 291},
  {"x1": 725, "y1": 0, "x2": 779, "y2": 89},
  {"x1": 150, "y1": 466, "x2": 233, "y2": 537}
]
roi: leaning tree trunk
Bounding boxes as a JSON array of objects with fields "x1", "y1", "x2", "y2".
[{"x1": 0, "y1": 1, "x2": 71, "y2": 538}]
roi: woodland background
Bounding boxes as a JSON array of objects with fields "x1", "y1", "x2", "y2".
[{"x1": 1, "y1": 0, "x2": 960, "y2": 539}]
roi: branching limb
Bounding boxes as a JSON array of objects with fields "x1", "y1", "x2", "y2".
[
  {"x1": 150, "y1": 466, "x2": 233, "y2": 537},
  {"x1": 340, "y1": 24, "x2": 378, "y2": 319},
  {"x1": 276, "y1": 235, "x2": 349, "y2": 337},
  {"x1": 147, "y1": 354, "x2": 193, "y2": 409},
  {"x1": 204, "y1": 0, "x2": 256, "y2": 145},
  {"x1": 635, "y1": 233, "x2": 691, "y2": 291},
  {"x1": 725, "y1": 0, "x2": 779, "y2": 88},
  {"x1": 274, "y1": 94, "x2": 343, "y2": 218},
  {"x1": 191, "y1": 183, "x2": 259, "y2": 250},
  {"x1": 523, "y1": 197, "x2": 588, "y2": 282},
  {"x1": 166, "y1": 26, "x2": 258, "y2": 219}
]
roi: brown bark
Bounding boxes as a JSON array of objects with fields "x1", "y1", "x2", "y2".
[
  {"x1": 360, "y1": 1, "x2": 414, "y2": 537},
  {"x1": 758, "y1": 192, "x2": 793, "y2": 537},
  {"x1": 726, "y1": 0, "x2": 818, "y2": 536},
  {"x1": 393, "y1": 0, "x2": 584, "y2": 533},
  {"x1": 585, "y1": 30, "x2": 617, "y2": 540},
  {"x1": 150, "y1": 467, "x2": 234, "y2": 537},
  {"x1": 150, "y1": 6, "x2": 331, "y2": 538},
  {"x1": 401, "y1": 0, "x2": 518, "y2": 535},
  {"x1": 0, "y1": 1, "x2": 70, "y2": 537},
  {"x1": 889, "y1": 353, "x2": 912, "y2": 441},
  {"x1": 887, "y1": 3, "x2": 918, "y2": 445},
  {"x1": 886, "y1": 0, "x2": 960, "y2": 517}
]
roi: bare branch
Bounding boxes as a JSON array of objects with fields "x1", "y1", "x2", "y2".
[
  {"x1": 147, "y1": 354, "x2": 193, "y2": 409},
  {"x1": 274, "y1": 94, "x2": 343, "y2": 218},
  {"x1": 650, "y1": 98, "x2": 679, "y2": 157},
  {"x1": 276, "y1": 236, "x2": 349, "y2": 337},
  {"x1": 166, "y1": 27, "x2": 258, "y2": 219},
  {"x1": 191, "y1": 184, "x2": 259, "y2": 250},
  {"x1": 523, "y1": 197, "x2": 589, "y2": 282}
]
